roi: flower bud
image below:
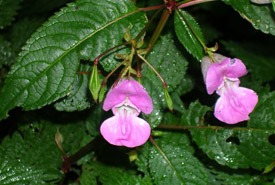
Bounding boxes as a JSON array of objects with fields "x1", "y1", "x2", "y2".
[
  {"x1": 164, "y1": 88, "x2": 173, "y2": 112},
  {"x1": 136, "y1": 34, "x2": 145, "y2": 48},
  {"x1": 262, "y1": 161, "x2": 275, "y2": 174},
  {"x1": 55, "y1": 128, "x2": 64, "y2": 153},
  {"x1": 123, "y1": 27, "x2": 131, "y2": 42},
  {"x1": 127, "y1": 150, "x2": 138, "y2": 163},
  {"x1": 98, "y1": 85, "x2": 106, "y2": 104},
  {"x1": 89, "y1": 65, "x2": 101, "y2": 102}
]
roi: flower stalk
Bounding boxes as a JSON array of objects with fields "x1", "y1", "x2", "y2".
[{"x1": 147, "y1": 8, "x2": 171, "y2": 53}]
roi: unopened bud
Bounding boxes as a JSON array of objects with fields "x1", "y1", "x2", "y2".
[
  {"x1": 262, "y1": 161, "x2": 275, "y2": 174},
  {"x1": 55, "y1": 128, "x2": 64, "y2": 154},
  {"x1": 164, "y1": 88, "x2": 173, "y2": 112},
  {"x1": 89, "y1": 65, "x2": 101, "y2": 102},
  {"x1": 152, "y1": 130, "x2": 163, "y2": 137},
  {"x1": 98, "y1": 85, "x2": 106, "y2": 104},
  {"x1": 127, "y1": 150, "x2": 138, "y2": 163},
  {"x1": 137, "y1": 34, "x2": 145, "y2": 48},
  {"x1": 123, "y1": 27, "x2": 131, "y2": 42}
]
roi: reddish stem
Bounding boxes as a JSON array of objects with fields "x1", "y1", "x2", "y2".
[
  {"x1": 178, "y1": 0, "x2": 216, "y2": 9},
  {"x1": 61, "y1": 136, "x2": 101, "y2": 173},
  {"x1": 76, "y1": 71, "x2": 91, "y2": 74},
  {"x1": 94, "y1": 42, "x2": 128, "y2": 65}
]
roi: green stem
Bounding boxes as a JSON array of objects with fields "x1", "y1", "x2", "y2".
[
  {"x1": 136, "y1": 54, "x2": 142, "y2": 82},
  {"x1": 147, "y1": 8, "x2": 171, "y2": 53},
  {"x1": 94, "y1": 42, "x2": 128, "y2": 65},
  {"x1": 113, "y1": 65, "x2": 129, "y2": 87},
  {"x1": 134, "y1": 6, "x2": 164, "y2": 42},
  {"x1": 157, "y1": 124, "x2": 274, "y2": 132},
  {"x1": 101, "y1": 61, "x2": 124, "y2": 86},
  {"x1": 93, "y1": 4, "x2": 164, "y2": 65}
]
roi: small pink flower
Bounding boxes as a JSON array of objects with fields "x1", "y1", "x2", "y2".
[
  {"x1": 203, "y1": 57, "x2": 258, "y2": 124},
  {"x1": 100, "y1": 78, "x2": 153, "y2": 147}
]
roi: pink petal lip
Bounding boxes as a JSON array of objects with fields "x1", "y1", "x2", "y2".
[
  {"x1": 214, "y1": 86, "x2": 258, "y2": 124},
  {"x1": 100, "y1": 108, "x2": 151, "y2": 148},
  {"x1": 103, "y1": 79, "x2": 153, "y2": 114}
]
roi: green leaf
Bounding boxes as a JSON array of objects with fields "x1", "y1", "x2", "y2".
[
  {"x1": 80, "y1": 163, "x2": 97, "y2": 185},
  {"x1": 222, "y1": 0, "x2": 275, "y2": 35},
  {"x1": 135, "y1": 143, "x2": 154, "y2": 185},
  {"x1": 84, "y1": 105, "x2": 104, "y2": 137},
  {"x1": 249, "y1": 90, "x2": 275, "y2": 129},
  {"x1": 82, "y1": 161, "x2": 146, "y2": 185},
  {"x1": 142, "y1": 115, "x2": 272, "y2": 185},
  {"x1": 55, "y1": 107, "x2": 104, "y2": 164},
  {"x1": 0, "y1": 122, "x2": 62, "y2": 184},
  {"x1": 0, "y1": 36, "x2": 12, "y2": 68},
  {"x1": 149, "y1": 133, "x2": 209, "y2": 185},
  {"x1": 0, "y1": 0, "x2": 147, "y2": 120},
  {"x1": 0, "y1": 0, "x2": 22, "y2": 29},
  {"x1": 54, "y1": 64, "x2": 92, "y2": 112},
  {"x1": 181, "y1": 101, "x2": 275, "y2": 170},
  {"x1": 222, "y1": 41, "x2": 275, "y2": 82},
  {"x1": 171, "y1": 77, "x2": 194, "y2": 113},
  {"x1": 272, "y1": 0, "x2": 275, "y2": 11},
  {"x1": 206, "y1": 164, "x2": 269, "y2": 184},
  {"x1": 142, "y1": 32, "x2": 188, "y2": 128},
  {"x1": 174, "y1": 9, "x2": 205, "y2": 61}
]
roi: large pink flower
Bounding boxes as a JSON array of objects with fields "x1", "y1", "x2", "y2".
[
  {"x1": 203, "y1": 57, "x2": 258, "y2": 124},
  {"x1": 100, "y1": 78, "x2": 153, "y2": 147}
]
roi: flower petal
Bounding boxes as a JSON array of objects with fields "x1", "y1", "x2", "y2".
[
  {"x1": 205, "y1": 63, "x2": 224, "y2": 94},
  {"x1": 222, "y1": 58, "x2": 247, "y2": 78},
  {"x1": 201, "y1": 53, "x2": 227, "y2": 82},
  {"x1": 214, "y1": 86, "x2": 258, "y2": 124},
  {"x1": 127, "y1": 80, "x2": 153, "y2": 114},
  {"x1": 103, "y1": 79, "x2": 153, "y2": 114},
  {"x1": 102, "y1": 80, "x2": 128, "y2": 111},
  {"x1": 100, "y1": 110, "x2": 151, "y2": 148}
]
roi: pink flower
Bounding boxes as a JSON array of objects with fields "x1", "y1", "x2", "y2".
[
  {"x1": 100, "y1": 78, "x2": 153, "y2": 147},
  {"x1": 203, "y1": 56, "x2": 258, "y2": 124}
]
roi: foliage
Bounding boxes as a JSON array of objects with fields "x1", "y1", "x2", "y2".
[
  {"x1": 0, "y1": 0, "x2": 275, "y2": 184},
  {"x1": 0, "y1": 0, "x2": 147, "y2": 120},
  {"x1": 142, "y1": 32, "x2": 189, "y2": 128},
  {"x1": 222, "y1": 0, "x2": 275, "y2": 35},
  {"x1": 0, "y1": 0, "x2": 22, "y2": 29},
  {"x1": 174, "y1": 9, "x2": 205, "y2": 61},
  {"x1": 181, "y1": 101, "x2": 275, "y2": 170},
  {"x1": 0, "y1": 122, "x2": 63, "y2": 184}
]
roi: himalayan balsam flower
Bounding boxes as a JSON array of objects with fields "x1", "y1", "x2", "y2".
[
  {"x1": 100, "y1": 78, "x2": 153, "y2": 148},
  {"x1": 202, "y1": 54, "x2": 258, "y2": 124}
]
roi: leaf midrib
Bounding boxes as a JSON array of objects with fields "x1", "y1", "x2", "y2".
[{"x1": 153, "y1": 140, "x2": 185, "y2": 184}]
